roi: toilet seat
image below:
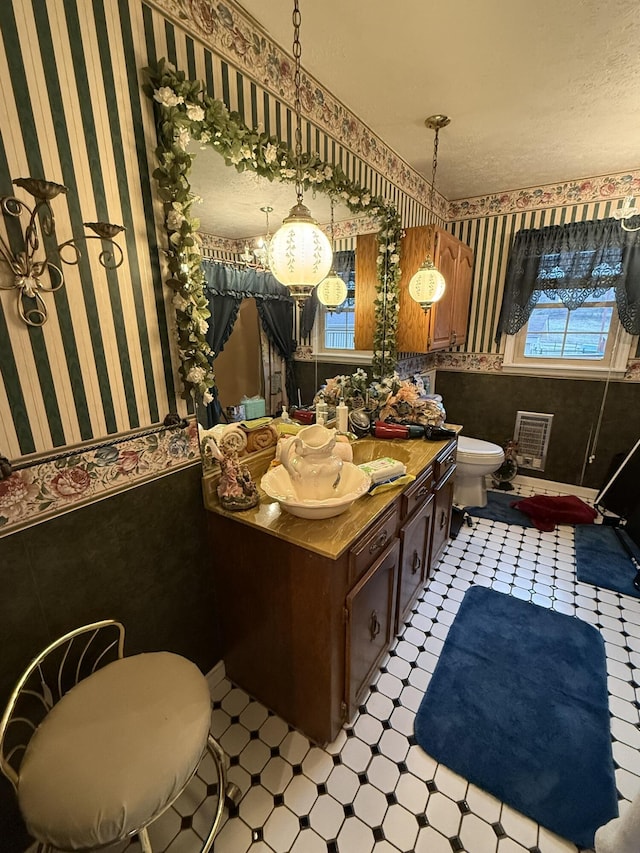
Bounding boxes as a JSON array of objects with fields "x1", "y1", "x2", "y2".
[{"x1": 457, "y1": 436, "x2": 504, "y2": 464}]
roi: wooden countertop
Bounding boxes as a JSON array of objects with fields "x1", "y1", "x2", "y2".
[{"x1": 202, "y1": 429, "x2": 460, "y2": 560}]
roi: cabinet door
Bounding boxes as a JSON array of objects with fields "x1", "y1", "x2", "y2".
[
  {"x1": 397, "y1": 225, "x2": 435, "y2": 352},
  {"x1": 354, "y1": 232, "x2": 380, "y2": 351},
  {"x1": 398, "y1": 494, "x2": 434, "y2": 629},
  {"x1": 429, "y1": 229, "x2": 459, "y2": 350},
  {"x1": 345, "y1": 539, "x2": 399, "y2": 715},
  {"x1": 430, "y1": 468, "x2": 455, "y2": 568},
  {"x1": 451, "y1": 241, "x2": 474, "y2": 348}
]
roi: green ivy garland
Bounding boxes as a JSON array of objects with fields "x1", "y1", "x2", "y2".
[{"x1": 143, "y1": 58, "x2": 402, "y2": 401}]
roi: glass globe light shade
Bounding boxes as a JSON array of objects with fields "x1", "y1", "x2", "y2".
[
  {"x1": 268, "y1": 202, "x2": 333, "y2": 289},
  {"x1": 316, "y1": 270, "x2": 348, "y2": 311},
  {"x1": 408, "y1": 258, "x2": 446, "y2": 312}
]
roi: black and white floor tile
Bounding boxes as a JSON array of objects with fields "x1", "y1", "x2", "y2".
[{"x1": 123, "y1": 481, "x2": 640, "y2": 853}]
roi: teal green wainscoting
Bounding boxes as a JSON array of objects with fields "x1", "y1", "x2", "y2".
[
  {"x1": 436, "y1": 371, "x2": 640, "y2": 490},
  {"x1": 0, "y1": 463, "x2": 220, "y2": 849}
]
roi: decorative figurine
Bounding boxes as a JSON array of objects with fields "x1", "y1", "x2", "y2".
[{"x1": 207, "y1": 434, "x2": 259, "y2": 511}]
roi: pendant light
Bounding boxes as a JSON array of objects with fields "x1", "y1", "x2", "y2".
[
  {"x1": 268, "y1": 0, "x2": 333, "y2": 305},
  {"x1": 316, "y1": 199, "x2": 348, "y2": 311},
  {"x1": 409, "y1": 115, "x2": 450, "y2": 312},
  {"x1": 253, "y1": 205, "x2": 273, "y2": 267}
]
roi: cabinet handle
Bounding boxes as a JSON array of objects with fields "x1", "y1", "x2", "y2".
[
  {"x1": 369, "y1": 610, "x2": 381, "y2": 641},
  {"x1": 411, "y1": 551, "x2": 421, "y2": 575},
  {"x1": 439, "y1": 510, "x2": 447, "y2": 530},
  {"x1": 416, "y1": 485, "x2": 429, "y2": 499},
  {"x1": 369, "y1": 530, "x2": 388, "y2": 554}
]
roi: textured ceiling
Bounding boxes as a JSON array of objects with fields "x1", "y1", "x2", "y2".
[
  {"x1": 189, "y1": 148, "x2": 354, "y2": 237},
  {"x1": 236, "y1": 0, "x2": 640, "y2": 200}
]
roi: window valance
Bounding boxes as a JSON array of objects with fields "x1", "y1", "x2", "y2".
[
  {"x1": 496, "y1": 218, "x2": 640, "y2": 344},
  {"x1": 202, "y1": 262, "x2": 293, "y2": 302}
]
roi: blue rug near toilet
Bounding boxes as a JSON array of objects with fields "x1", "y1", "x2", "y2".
[
  {"x1": 414, "y1": 586, "x2": 618, "y2": 848},
  {"x1": 575, "y1": 523, "x2": 640, "y2": 599},
  {"x1": 465, "y1": 490, "x2": 535, "y2": 527}
]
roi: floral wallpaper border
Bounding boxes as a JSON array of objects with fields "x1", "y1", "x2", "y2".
[
  {"x1": 199, "y1": 214, "x2": 378, "y2": 256},
  {"x1": 145, "y1": 2, "x2": 639, "y2": 223},
  {"x1": 0, "y1": 420, "x2": 201, "y2": 539},
  {"x1": 144, "y1": 0, "x2": 446, "y2": 217},
  {"x1": 432, "y1": 352, "x2": 640, "y2": 380},
  {"x1": 448, "y1": 171, "x2": 640, "y2": 221}
]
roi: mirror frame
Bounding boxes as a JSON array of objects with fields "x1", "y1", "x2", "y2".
[{"x1": 143, "y1": 58, "x2": 402, "y2": 404}]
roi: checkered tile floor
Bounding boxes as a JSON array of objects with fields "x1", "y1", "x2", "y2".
[{"x1": 120, "y1": 482, "x2": 640, "y2": 853}]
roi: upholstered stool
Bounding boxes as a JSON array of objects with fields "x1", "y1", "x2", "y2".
[{"x1": 0, "y1": 621, "x2": 237, "y2": 852}]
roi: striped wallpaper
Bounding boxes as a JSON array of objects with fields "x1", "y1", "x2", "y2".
[
  {"x1": 0, "y1": 0, "x2": 431, "y2": 463},
  {"x1": 448, "y1": 200, "x2": 639, "y2": 357},
  {"x1": 1, "y1": 0, "x2": 636, "y2": 469}
]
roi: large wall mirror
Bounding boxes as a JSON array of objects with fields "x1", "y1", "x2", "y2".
[{"x1": 144, "y1": 59, "x2": 403, "y2": 429}]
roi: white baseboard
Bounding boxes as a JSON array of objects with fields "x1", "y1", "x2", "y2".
[
  {"x1": 206, "y1": 659, "x2": 226, "y2": 694},
  {"x1": 511, "y1": 474, "x2": 597, "y2": 501}
]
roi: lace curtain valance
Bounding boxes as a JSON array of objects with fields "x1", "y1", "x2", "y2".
[{"x1": 496, "y1": 218, "x2": 640, "y2": 344}]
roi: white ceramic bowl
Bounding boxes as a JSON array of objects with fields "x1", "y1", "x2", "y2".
[{"x1": 261, "y1": 462, "x2": 371, "y2": 519}]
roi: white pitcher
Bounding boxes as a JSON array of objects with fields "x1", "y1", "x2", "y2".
[{"x1": 281, "y1": 424, "x2": 343, "y2": 500}]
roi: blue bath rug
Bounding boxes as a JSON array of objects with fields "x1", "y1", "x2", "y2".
[
  {"x1": 414, "y1": 586, "x2": 618, "y2": 848},
  {"x1": 575, "y1": 523, "x2": 640, "y2": 599},
  {"x1": 465, "y1": 490, "x2": 535, "y2": 527}
]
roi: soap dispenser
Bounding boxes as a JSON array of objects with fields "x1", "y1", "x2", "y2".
[{"x1": 336, "y1": 398, "x2": 349, "y2": 433}]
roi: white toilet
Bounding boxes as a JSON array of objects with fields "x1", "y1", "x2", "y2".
[{"x1": 454, "y1": 436, "x2": 505, "y2": 508}]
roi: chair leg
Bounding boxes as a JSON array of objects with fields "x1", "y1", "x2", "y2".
[
  {"x1": 201, "y1": 735, "x2": 233, "y2": 853},
  {"x1": 139, "y1": 827, "x2": 153, "y2": 853}
]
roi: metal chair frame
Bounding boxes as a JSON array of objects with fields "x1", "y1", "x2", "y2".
[{"x1": 0, "y1": 620, "x2": 235, "y2": 852}]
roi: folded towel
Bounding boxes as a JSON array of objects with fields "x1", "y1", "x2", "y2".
[{"x1": 511, "y1": 494, "x2": 597, "y2": 532}]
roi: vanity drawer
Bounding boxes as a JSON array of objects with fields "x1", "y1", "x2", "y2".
[
  {"x1": 349, "y1": 503, "x2": 399, "y2": 586},
  {"x1": 434, "y1": 440, "x2": 457, "y2": 485},
  {"x1": 401, "y1": 465, "x2": 434, "y2": 521}
]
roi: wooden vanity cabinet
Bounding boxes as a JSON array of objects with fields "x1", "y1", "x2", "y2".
[{"x1": 206, "y1": 437, "x2": 457, "y2": 744}]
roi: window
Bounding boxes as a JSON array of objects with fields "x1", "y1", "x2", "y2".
[
  {"x1": 312, "y1": 249, "x2": 371, "y2": 362},
  {"x1": 499, "y1": 219, "x2": 639, "y2": 376},
  {"x1": 319, "y1": 276, "x2": 355, "y2": 351},
  {"x1": 504, "y1": 286, "x2": 633, "y2": 375}
]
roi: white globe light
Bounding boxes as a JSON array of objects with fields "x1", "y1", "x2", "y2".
[
  {"x1": 316, "y1": 271, "x2": 348, "y2": 311},
  {"x1": 408, "y1": 258, "x2": 446, "y2": 312},
  {"x1": 268, "y1": 202, "x2": 333, "y2": 290}
]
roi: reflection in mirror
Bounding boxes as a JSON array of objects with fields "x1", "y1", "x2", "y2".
[
  {"x1": 190, "y1": 148, "x2": 359, "y2": 426},
  {"x1": 144, "y1": 59, "x2": 404, "y2": 447}
]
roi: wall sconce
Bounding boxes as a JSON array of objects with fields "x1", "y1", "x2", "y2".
[{"x1": 0, "y1": 177, "x2": 125, "y2": 327}]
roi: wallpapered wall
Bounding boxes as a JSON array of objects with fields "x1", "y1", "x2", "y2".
[
  {"x1": 447, "y1": 197, "x2": 640, "y2": 360},
  {"x1": 0, "y1": 0, "x2": 438, "y2": 465}
]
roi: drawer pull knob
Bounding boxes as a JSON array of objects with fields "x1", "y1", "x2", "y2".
[
  {"x1": 369, "y1": 610, "x2": 381, "y2": 641},
  {"x1": 416, "y1": 486, "x2": 429, "y2": 498},
  {"x1": 369, "y1": 530, "x2": 388, "y2": 554},
  {"x1": 411, "y1": 551, "x2": 421, "y2": 574},
  {"x1": 446, "y1": 455, "x2": 456, "y2": 465}
]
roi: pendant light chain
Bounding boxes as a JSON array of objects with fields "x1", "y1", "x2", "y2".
[
  {"x1": 292, "y1": 0, "x2": 303, "y2": 204},
  {"x1": 430, "y1": 127, "x2": 440, "y2": 223}
]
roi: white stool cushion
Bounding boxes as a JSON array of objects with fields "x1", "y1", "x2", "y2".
[{"x1": 18, "y1": 652, "x2": 212, "y2": 850}]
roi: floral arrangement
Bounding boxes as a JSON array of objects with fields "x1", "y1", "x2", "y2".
[
  {"x1": 316, "y1": 370, "x2": 445, "y2": 426},
  {"x1": 143, "y1": 58, "x2": 403, "y2": 402},
  {"x1": 319, "y1": 368, "x2": 370, "y2": 409}
]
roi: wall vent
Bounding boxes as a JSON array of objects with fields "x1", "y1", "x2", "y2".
[{"x1": 513, "y1": 411, "x2": 554, "y2": 471}]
